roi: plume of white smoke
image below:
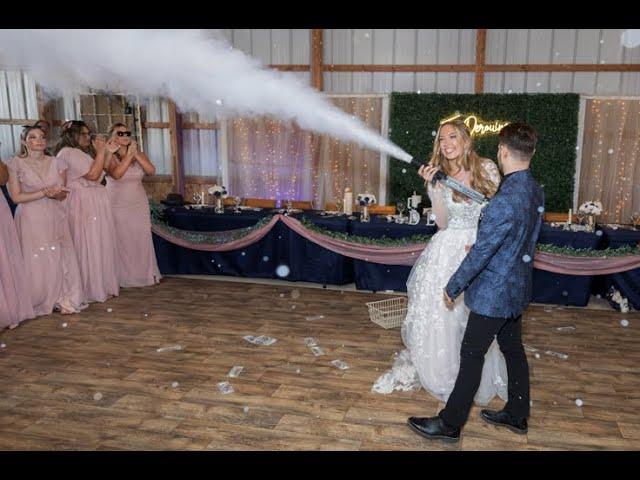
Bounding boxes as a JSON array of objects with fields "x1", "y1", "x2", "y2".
[
  {"x1": 0, "y1": 29, "x2": 413, "y2": 163},
  {"x1": 621, "y1": 29, "x2": 640, "y2": 48}
]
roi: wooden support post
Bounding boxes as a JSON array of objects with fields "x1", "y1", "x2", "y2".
[
  {"x1": 311, "y1": 29, "x2": 324, "y2": 91},
  {"x1": 167, "y1": 100, "x2": 184, "y2": 196},
  {"x1": 475, "y1": 29, "x2": 487, "y2": 94}
]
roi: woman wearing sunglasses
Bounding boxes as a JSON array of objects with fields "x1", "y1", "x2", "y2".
[
  {"x1": 6, "y1": 125, "x2": 85, "y2": 317},
  {"x1": 54, "y1": 120, "x2": 120, "y2": 303},
  {"x1": 105, "y1": 123, "x2": 161, "y2": 288},
  {"x1": 0, "y1": 155, "x2": 35, "y2": 328}
]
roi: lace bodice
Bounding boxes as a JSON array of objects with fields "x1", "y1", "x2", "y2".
[{"x1": 428, "y1": 159, "x2": 501, "y2": 230}]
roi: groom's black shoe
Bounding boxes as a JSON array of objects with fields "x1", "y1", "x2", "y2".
[
  {"x1": 407, "y1": 416, "x2": 460, "y2": 442},
  {"x1": 480, "y1": 409, "x2": 528, "y2": 434}
]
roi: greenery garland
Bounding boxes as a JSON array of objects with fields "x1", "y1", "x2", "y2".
[
  {"x1": 150, "y1": 202, "x2": 274, "y2": 245},
  {"x1": 300, "y1": 217, "x2": 433, "y2": 246},
  {"x1": 536, "y1": 243, "x2": 640, "y2": 258}
]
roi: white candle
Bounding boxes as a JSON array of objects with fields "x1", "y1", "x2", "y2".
[
  {"x1": 568, "y1": 208, "x2": 572, "y2": 224},
  {"x1": 344, "y1": 189, "x2": 353, "y2": 215}
]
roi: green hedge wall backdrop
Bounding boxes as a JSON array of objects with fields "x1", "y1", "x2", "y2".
[{"x1": 388, "y1": 93, "x2": 580, "y2": 212}]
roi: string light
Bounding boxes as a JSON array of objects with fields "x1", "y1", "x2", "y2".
[{"x1": 227, "y1": 97, "x2": 383, "y2": 208}]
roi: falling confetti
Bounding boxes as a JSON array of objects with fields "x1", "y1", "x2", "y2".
[
  {"x1": 534, "y1": 353, "x2": 541, "y2": 359},
  {"x1": 276, "y1": 265, "x2": 290, "y2": 277},
  {"x1": 608, "y1": 148, "x2": 614, "y2": 154},
  {"x1": 304, "y1": 337, "x2": 319, "y2": 347},
  {"x1": 555, "y1": 326, "x2": 576, "y2": 332},
  {"x1": 431, "y1": 131, "x2": 437, "y2": 137},
  {"x1": 575, "y1": 398, "x2": 583, "y2": 407},
  {"x1": 171, "y1": 381, "x2": 179, "y2": 388},
  {"x1": 538, "y1": 206, "x2": 545, "y2": 213},
  {"x1": 522, "y1": 255, "x2": 531, "y2": 263},
  {"x1": 107, "y1": 308, "x2": 113, "y2": 313},
  {"x1": 62, "y1": 322, "x2": 68, "y2": 328},
  {"x1": 228, "y1": 366, "x2": 244, "y2": 378},
  {"x1": 243, "y1": 406, "x2": 250, "y2": 414},
  {"x1": 305, "y1": 314, "x2": 325, "y2": 321},
  {"x1": 262, "y1": 256, "x2": 269, "y2": 262},
  {"x1": 330, "y1": 359, "x2": 350, "y2": 370},
  {"x1": 217, "y1": 381, "x2": 234, "y2": 394},
  {"x1": 291, "y1": 289, "x2": 300, "y2": 299},
  {"x1": 156, "y1": 345, "x2": 183, "y2": 353},
  {"x1": 93, "y1": 392, "x2": 103, "y2": 401},
  {"x1": 0, "y1": 343, "x2": 6, "y2": 349},
  {"x1": 401, "y1": 168, "x2": 407, "y2": 174},
  {"x1": 620, "y1": 319, "x2": 629, "y2": 327},
  {"x1": 243, "y1": 335, "x2": 277, "y2": 346}
]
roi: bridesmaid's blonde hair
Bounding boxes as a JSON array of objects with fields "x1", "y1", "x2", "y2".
[{"x1": 17, "y1": 125, "x2": 47, "y2": 158}]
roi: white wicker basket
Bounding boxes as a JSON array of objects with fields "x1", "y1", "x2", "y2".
[{"x1": 366, "y1": 296, "x2": 407, "y2": 329}]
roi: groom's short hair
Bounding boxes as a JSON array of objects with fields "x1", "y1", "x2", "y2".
[{"x1": 498, "y1": 123, "x2": 537, "y2": 161}]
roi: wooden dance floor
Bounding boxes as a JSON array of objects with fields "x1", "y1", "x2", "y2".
[{"x1": 1, "y1": 277, "x2": 639, "y2": 450}]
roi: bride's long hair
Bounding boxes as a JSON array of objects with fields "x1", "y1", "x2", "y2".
[{"x1": 427, "y1": 118, "x2": 499, "y2": 202}]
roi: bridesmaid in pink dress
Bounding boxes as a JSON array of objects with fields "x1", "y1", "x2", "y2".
[
  {"x1": 6, "y1": 126, "x2": 86, "y2": 316},
  {"x1": 105, "y1": 123, "x2": 161, "y2": 287},
  {"x1": 54, "y1": 121, "x2": 120, "y2": 303},
  {"x1": 0, "y1": 159, "x2": 35, "y2": 328}
]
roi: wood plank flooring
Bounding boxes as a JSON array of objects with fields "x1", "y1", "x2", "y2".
[{"x1": 0, "y1": 277, "x2": 638, "y2": 450}]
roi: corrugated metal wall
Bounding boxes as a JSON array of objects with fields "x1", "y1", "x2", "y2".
[{"x1": 222, "y1": 29, "x2": 640, "y2": 95}]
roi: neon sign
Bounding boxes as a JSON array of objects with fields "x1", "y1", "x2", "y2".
[{"x1": 440, "y1": 113, "x2": 510, "y2": 136}]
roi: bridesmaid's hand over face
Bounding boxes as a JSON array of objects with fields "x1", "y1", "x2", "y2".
[
  {"x1": 106, "y1": 139, "x2": 120, "y2": 154},
  {"x1": 92, "y1": 134, "x2": 107, "y2": 152}
]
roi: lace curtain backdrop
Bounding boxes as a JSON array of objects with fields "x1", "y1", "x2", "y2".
[
  {"x1": 578, "y1": 98, "x2": 640, "y2": 224},
  {"x1": 226, "y1": 95, "x2": 384, "y2": 209}
]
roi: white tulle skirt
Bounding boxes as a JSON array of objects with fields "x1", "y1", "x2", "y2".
[{"x1": 373, "y1": 226, "x2": 508, "y2": 405}]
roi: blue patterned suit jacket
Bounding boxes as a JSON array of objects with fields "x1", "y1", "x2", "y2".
[{"x1": 445, "y1": 169, "x2": 544, "y2": 318}]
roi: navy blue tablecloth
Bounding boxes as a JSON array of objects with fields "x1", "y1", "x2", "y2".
[
  {"x1": 153, "y1": 207, "x2": 354, "y2": 285},
  {"x1": 600, "y1": 226, "x2": 640, "y2": 309},
  {"x1": 531, "y1": 224, "x2": 603, "y2": 306},
  {"x1": 349, "y1": 216, "x2": 437, "y2": 292}
]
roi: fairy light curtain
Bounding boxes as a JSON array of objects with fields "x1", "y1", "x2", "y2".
[
  {"x1": 226, "y1": 96, "x2": 383, "y2": 209},
  {"x1": 578, "y1": 98, "x2": 640, "y2": 224}
]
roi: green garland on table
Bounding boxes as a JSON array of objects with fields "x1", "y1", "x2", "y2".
[
  {"x1": 300, "y1": 217, "x2": 433, "y2": 247},
  {"x1": 150, "y1": 201, "x2": 274, "y2": 245},
  {"x1": 536, "y1": 243, "x2": 640, "y2": 258}
]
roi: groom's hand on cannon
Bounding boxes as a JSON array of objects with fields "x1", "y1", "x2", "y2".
[{"x1": 443, "y1": 289, "x2": 454, "y2": 310}]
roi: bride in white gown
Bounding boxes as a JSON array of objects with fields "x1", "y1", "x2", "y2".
[{"x1": 374, "y1": 119, "x2": 508, "y2": 405}]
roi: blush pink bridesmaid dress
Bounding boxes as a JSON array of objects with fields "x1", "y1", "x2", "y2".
[
  {"x1": 7, "y1": 155, "x2": 86, "y2": 315},
  {"x1": 0, "y1": 190, "x2": 35, "y2": 327},
  {"x1": 56, "y1": 147, "x2": 119, "y2": 303},
  {"x1": 106, "y1": 160, "x2": 161, "y2": 287}
]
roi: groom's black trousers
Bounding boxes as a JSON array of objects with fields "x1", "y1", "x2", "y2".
[{"x1": 439, "y1": 311, "x2": 530, "y2": 428}]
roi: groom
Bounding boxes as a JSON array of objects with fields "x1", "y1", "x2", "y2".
[{"x1": 408, "y1": 123, "x2": 544, "y2": 442}]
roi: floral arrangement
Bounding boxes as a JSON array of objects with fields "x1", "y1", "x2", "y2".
[
  {"x1": 357, "y1": 193, "x2": 377, "y2": 206},
  {"x1": 606, "y1": 286, "x2": 630, "y2": 313},
  {"x1": 208, "y1": 185, "x2": 228, "y2": 198},
  {"x1": 578, "y1": 200, "x2": 603, "y2": 216}
]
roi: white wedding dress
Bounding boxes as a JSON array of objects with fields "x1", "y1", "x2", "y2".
[{"x1": 373, "y1": 160, "x2": 508, "y2": 405}]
